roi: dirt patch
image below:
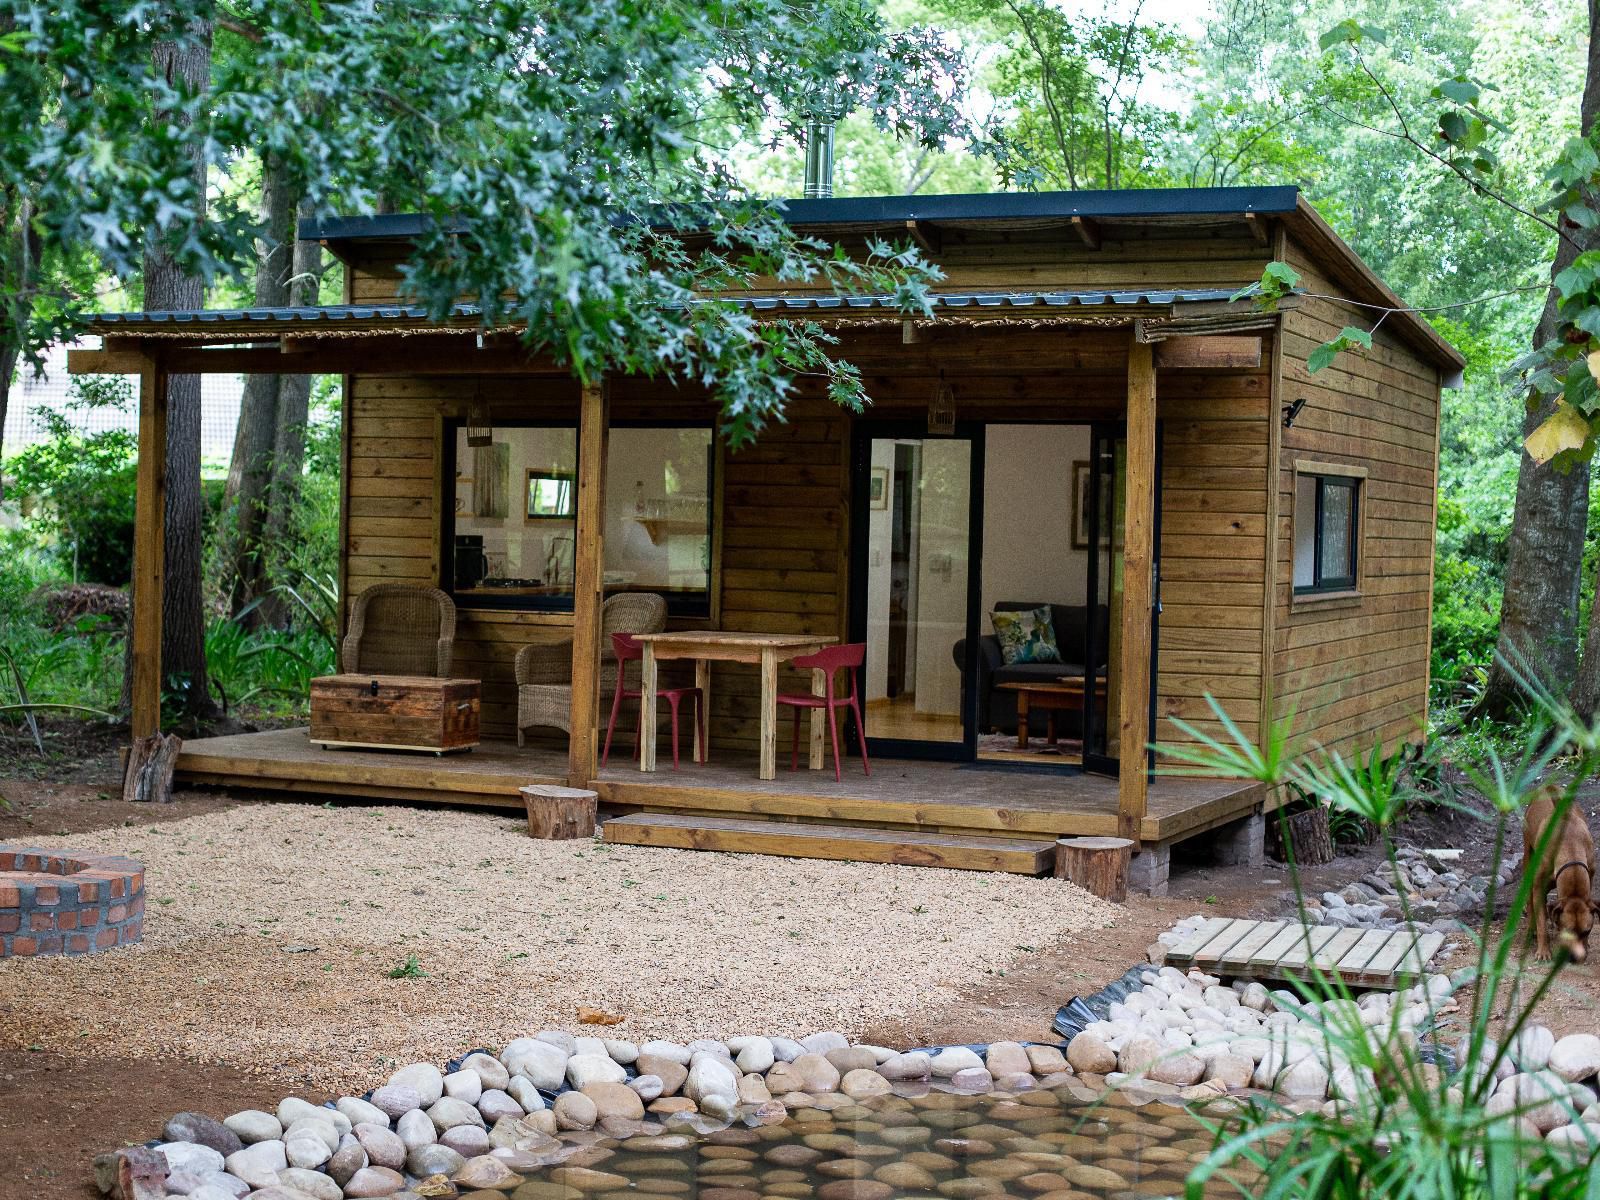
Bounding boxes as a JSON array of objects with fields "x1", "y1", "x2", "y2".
[
  {"x1": 0, "y1": 1049, "x2": 291, "y2": 1200},
  {"x1": 0, "y1": 779, "x2": 237, "y2": 842}
]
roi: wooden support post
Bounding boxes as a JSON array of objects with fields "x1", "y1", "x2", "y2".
[
  {"x1": 1054, "y1": 836, "x2": 1133, "y2": 903},
  {"x1": 567, "y1": 380, "x2": 609, "y2": 788},
  {"x1": 520, "y1": 785, "x2": 598, "y2": 839},
  {"x1": 1118, "y1": 337, "x2": 1156, "y2": 842},
  {"x1": 130, "y1": 359, "x2": 168, "y2": 741}
]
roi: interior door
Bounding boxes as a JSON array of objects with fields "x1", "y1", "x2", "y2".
[
  {"x1": 851, "y1": 426, "x2": 981, "y2": 760},
  {"x1": 1082, "y1": 423, "x2": 1161, "y2": 776}
]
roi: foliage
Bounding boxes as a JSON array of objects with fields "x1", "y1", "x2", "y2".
[
  {"x1": 3, "y1": 374, "x2": 137, "y2": 584},
  {"x1": 1164, "y1": 677, "x2": 1600, "y2": 1199}
]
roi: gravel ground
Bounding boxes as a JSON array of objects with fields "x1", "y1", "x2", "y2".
[{"x1": 0, "y1": 803, "x2": 1114, "y2": 1093}]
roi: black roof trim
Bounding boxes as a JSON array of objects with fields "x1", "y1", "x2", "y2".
[{"x1": 299, "y1": 187, "x2": 1301, "y2": 243}]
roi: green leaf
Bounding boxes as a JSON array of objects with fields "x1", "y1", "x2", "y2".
[
  {"x1": 1525, "y1": 403, "x2": 1592, "y2": 464},
  {"x1": 1318, "y1": 19, "x2": 1375, "y2": 51},
  {"x1": 1434, "y1": 77, "x2": 1480, "y2": 106},
  {"x1": 1439, "y1": 111, "x2": 1468, "y2": 145},
  {"x1": 1307, "y1": 326, "x2": 1372, "y2": 373}
]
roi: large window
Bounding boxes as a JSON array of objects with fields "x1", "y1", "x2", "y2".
[
  {"x1": 448, "y1": 422, "x2": 713, "y2": 614},
  {"x1": 1293, "y1": 465, "x2": 1362, "y2": 596}
]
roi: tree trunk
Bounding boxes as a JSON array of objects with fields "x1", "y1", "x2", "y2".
[
  {"x1": 222, "y1": 152, "x2": 299, "y2": 622},
  {"x1": 139, "y1": 17, "x2": 217, "y2": 725},
  {"x1": 1555, "y1": 2, "x2": 1600, "y2": 723},
  {"x1": 1480, "y1": 1, "x2": 1600, "y2": 721}
]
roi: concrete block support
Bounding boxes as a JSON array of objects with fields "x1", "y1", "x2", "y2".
[
  {"x1": 1128, "y1": 842, "x2": 1171, "y2": 897},
  {"x1": 1213, "y1": 810, "x2": 1266, "y2": 869}
]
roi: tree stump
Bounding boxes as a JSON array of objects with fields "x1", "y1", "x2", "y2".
[
  {"x1": 1269, "y1": 805, "x2": 1334, "y2": 866},
  {"x1": 122, "y1": 733, "x2": 182, "y2": 804},
  {"x1": 1054, "y1": 836, "x2": 1134, "y2": 902},
  {"x1": 520, "y1": 785, "x2": 597, "y2": 839}
]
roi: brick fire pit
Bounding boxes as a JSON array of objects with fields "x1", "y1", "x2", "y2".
[{"x1": 0, "y1": 846, "x2": 145, "y2": 958}]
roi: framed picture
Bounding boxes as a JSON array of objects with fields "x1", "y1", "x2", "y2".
[
  {"x1": 869, "y1": 466, "x2": 890, "y2": 510},
  {"x1": 525, "y1": 469, "x2": 577, "y2": 521},
  {"x1": 1070, "y1": 461, "x2": 1117, "y2": 550}
]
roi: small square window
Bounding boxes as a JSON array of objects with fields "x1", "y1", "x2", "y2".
[{"x1": 1294, "y1": 472, "x2": 1361, "y2": 594}]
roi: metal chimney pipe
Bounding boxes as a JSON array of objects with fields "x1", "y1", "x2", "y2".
[{"x1": 803, "y1": 119, "x2": 835, "y2": 198}]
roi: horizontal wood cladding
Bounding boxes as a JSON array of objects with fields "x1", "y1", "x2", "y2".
[
  {"x1": 1153, "y1": 351, "x2": 1271, "y2": 763},
  {"x1": 1271, "y1": 235, "x2": 1441, "y2": 761},
  {"x1": 344, "y1": 227, "x2": 1273, "y2": 304}
]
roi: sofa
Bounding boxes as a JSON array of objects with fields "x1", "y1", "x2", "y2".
[{"x1": 952, "y1": 601, "x2": 1109, "y2": 736}]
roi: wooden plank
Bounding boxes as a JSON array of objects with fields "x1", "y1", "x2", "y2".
[
  {"x1": 1401, "y1": 932, "x2": 1445, "y2": 979},
  {"x1": 1333, "y1": 927, "x2": 1396, "y2": 980},
  {"x1": 1119, "y1": 335, "x2": 1156, "y2": 842},
  {"x1": 1351, "y1": 930, "x2": 1420, "y2": 988},
  {"x1": 566, "y1": 380, "x2": 608, "y2": 787},
  {"x1": 1276, "y1": 924, "x2": 1340, "y2": 974},
  {"x1": 1217, "y1": 919, "x2": 1287, "y2": 973},
  {"x1": 1249, "y1": 922, "x2": 1315, "y2": 971},
  {"x1": 1188, "y1": 918, "x2": 1258, "y2": 970},
  {"x1": 1303, "y1": 927, "x2": 1367, "y2": 977},
  {"x1": 602, "y1": 813, "x2": 1057, "y2": 874},
  {"x1": 1164, "y1": 916, "x2": 1234, "y2": 965},
  {"x1": 131, "y1": 359, "x2": 168, "y2": 741}
]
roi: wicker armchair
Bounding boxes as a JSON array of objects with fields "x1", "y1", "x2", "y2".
[
  {"x1": 515, "y1": 593, "x2": 667, "y2": 745},
  {"x1": 341, "y1": 583, "x2": 457, "y2": 677}
]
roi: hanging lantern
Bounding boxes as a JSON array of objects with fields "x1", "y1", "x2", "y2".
[
  {"x1": 466, "y1": 386, "x2": 492, "y2": 447},
  {"x1": 928, "y1": 370, "x2": 955, "y2": 436}
]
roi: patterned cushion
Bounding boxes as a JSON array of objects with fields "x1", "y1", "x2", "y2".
[{"x1": 991, "y1": 606, "x2": 1062, "y2": 666}]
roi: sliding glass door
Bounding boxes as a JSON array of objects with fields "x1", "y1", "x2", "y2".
[{"x1": 851, "y1": 427, "x2": 981, "y2": 759}]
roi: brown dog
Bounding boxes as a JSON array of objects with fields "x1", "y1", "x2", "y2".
[{"x1": 1524, "y1": 783, "x2": 1599, "y2": 963}]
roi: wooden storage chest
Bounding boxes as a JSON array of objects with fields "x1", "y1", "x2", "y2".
[{"x1": 309, "y1": 674, "x2": 481, "y2": 753}]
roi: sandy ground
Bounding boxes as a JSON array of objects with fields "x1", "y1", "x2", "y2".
[{"x1": 0, "y1": 801, "x2": 1116, "y2": 1094}]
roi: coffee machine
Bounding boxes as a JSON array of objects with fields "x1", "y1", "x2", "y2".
[{"x1": 454, "y1": 535, "x2": 487, "y2": 590}]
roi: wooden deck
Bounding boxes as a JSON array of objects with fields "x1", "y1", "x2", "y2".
[
  {"x1": 175, "y1": 727, "x2": 1261, "y2": 845},
  {"x1": 1164, "y1": 916, "x2": 1445, "y2": 990}
]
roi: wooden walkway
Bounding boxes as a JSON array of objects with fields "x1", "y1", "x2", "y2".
[{"x1": 1164, "y1": 916, "x2": 1445, "y2": 990}]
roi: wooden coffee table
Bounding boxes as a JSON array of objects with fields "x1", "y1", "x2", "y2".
[{"x1": 997, "y1": 678, "x2": 1088, "y2": 750}]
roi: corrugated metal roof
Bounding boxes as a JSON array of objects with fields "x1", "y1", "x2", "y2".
[{"x1": 88, "y1": 288, "x2": 1245, "y2": 328}]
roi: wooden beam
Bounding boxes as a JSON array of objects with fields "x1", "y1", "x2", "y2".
[
  {"x1": 131, "y1": 359, "x2": 168, "y2": 740},
  {"x1": 1244, "y1": 213, "x2": 1271, "y2": 247},
  {"x1": 68, "y1": 342, "x2": 574, "y2": 377},
  {"x1": 1118, "y1": 336, "x2": 1157, "y2": 842},
  {"x1": 905, "y1": 219, "x2": 941, "y2": 256},
  {"x1": 1154, "y1": 335, "x2": 1263, "y2": 369},
  {"x1": 1072, "y1": 216, "x2": 1102, "y2": 250},
  {"x1": 567, "y1": 379, "x2": 609, "y2": 788}
]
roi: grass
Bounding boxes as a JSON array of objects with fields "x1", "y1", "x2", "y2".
[{"x1": 386, "y1": 955, "x2": 428, "y2": 979}]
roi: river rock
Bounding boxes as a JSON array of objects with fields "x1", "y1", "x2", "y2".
[
  {"x1": 477, "y1": 1089, "x2": 524, "y2": 1123},
  {"x1": 636, "y1": 1053, "x2": 689, "y2": 1095},
  {"x1": 639, "y1": 1040, "x2": 692, "y2": 1064},
  {"x1": 583, "y1": 1081, "x2": 645, "y2": 1121},
  {"x1": 685, "y1": 1054, "x2": 740, "y2": 1105},
  {"x1": 326, "y1": 1134, "x2": 367, "y2": 1185},
  {"x1": 427, "y1": 1095, "x2": 486, "y2": 1133},
  {"x1": 1279, "y1": 1057, "x2": 1330, "y2": 1098},
  {"x1": 553, "y1": 1091, "x2": 598, "y2": 1131},
  {"x1": 1067, "y1": 1034, "x2": 1116, "y2": 1074},
  {"x1": 1117, "y1": 1035, "x2": 1163, "y2": 1076},
  {"x1": 454, "y1": 1153, "x2": 522, "y2": 1189},
  {"x1": 878, "y1": 1051, "x2": 932, "y2": 1081},
  {"x1": 737, "y1": 1073, "x2": 772, "y2": 1105},
  {"x1": 801, "y1": 1032, "x2": 850, "y2": 1055},
  {"x1": 440, "y1": 1123, "x2": 491, "y2": 1157},
  {"x1": 287, "y1": 1115, "x2": 341, "y2": 1154},
  {"x1": 826, "y1": 1046, "x2": 880, "y2": 1074},
  {"x1": 387, "y1": 1063, "x2": 445, "y2": 1107},
  {"x1": 567, "y1": 1053, "x2": 627, "y2": 1089},
  {"x1": 726, "y1": 1038, "x2": 771, "y2": 1074},
  {"x1": 343, "y1": 1165, "x2": 406, "y2": 1197},
  {"x1": 353, "y1": 1123, "x2": 406, "y2": 1170},
  {"x1": 535, "y1": 1030, "x2": 578, "y2": 1054},
  {"x1": 283, "y1": 1129, "x2": 332, "y2": 1170},
  {"x1": 505, "y1": 1076, "x2": 546, "y2": 1113},
  {"x1": 407, "y1": 1141, "x2": 466, "y2": 1178},
  {"x1": 1550, "y1": 1034, "x2": 1600, "y2": 1083},
  {"x1": 462, "y1": 1052, "x2": 511, "y2": 1091},
  {"x1": 395, "y1": 1108, "x2": 435, "y2": 1149},
  {"x1": 442, "y1": 1068, "x2": 483, "y2": 1104},
  {"x1": 504, "y1": 1039, "x2": 570, "y2": 1090},
  {"x1": 1511, "y1": 1026, "x2": 1556, "y2": 1072},
  {"x1": 1024, "y1": 1045, "x2": 1068, "y2": 1075},
  {"x1": 276, "y1": 1167, "x2": 342, "y2": 1200},
  {"x1": 368, "y1": 1085, "x2": 423, "y2": 1120},
  {"x1": 840, "y1": 1069, "x2": 892, "y2": 1099},
  {"x1": 224, "y1": 1140, "x2": 287, "y2": 1189},
  {"x1": 335, "y1": 1097, "x2": 389, "y2": 1130},
  {"x1": 1148, "y1": 1051, "x2": 1206, "y2": 1087},
  {"x1": 153, "y1": 1141, "x2": 224, "y2": 1177},
  {"x1": 982, "y1": 1042, "x2": 1031, "y2": 1077},
  {"x1": 222, "y1": 1110, "x2": 282, "y2": 1146},
  {"x1": 929, "y1": 1046, "x2": 984, "y2": 1078},
  {"x1": 791, "y1": 1053, "x2": 841, "y2": 1092},
  {"x1": 771, "y1": 1037, "x2": 806, "y2": 1063},
  {"x1": 1206, "y1": 1053, "x2": 1255, "y2": 1089},
  {"x1": 162, "y1": 1114, "x2": 243, "y2": 1157}
]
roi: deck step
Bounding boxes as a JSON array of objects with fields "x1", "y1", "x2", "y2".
[{"x1": 601, "y1": 812, "x2": 1058, "y2": 874}]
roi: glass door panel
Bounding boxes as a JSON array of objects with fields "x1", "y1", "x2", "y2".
[
  {"x1": 1083, "y1": 429, "x2": 1124, "y2": 771},
  {"x1": 862, "y1": 436, "x2": 972, "y2": 749}
]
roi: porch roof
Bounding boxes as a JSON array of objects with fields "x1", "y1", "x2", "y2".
[{"x1": 83, "y1": 286, "x2": 1248, "y2": 337}]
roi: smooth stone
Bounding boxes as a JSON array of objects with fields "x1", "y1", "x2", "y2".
[
  {"x1": 283, "y1": 1130, "x2": 332, "y2": 1170},
  {"x1": 223, "y1": 1110, "x2": 283, "y2": 1146},
  {"x1": 285, "y1": 1116, "x2": 341, "y2": 1154},
  {"x1": 327, "y1": 1135, "x2": 368, "y2": 1185},
  {"x1": 1024, "y1": 1046, "x2": 1068, "y2": 1075},
  {"x1": 388, "y1": 1063, "x2": 446, "y2": 1107},
  {"x1": 554, "y1": 1092, "x2": 598, "y2": 1131},
  {"x1": 478, "y1": 1089, "x2": 525, "y2": 1123},
  {"x1": 566, "y1": 1053, "x2": 627, "y2": 1089},
  {"x1": 505, "y1": 1077, "x2": 547, "y2": 1113},
  {"x1": 824, "y1": 1047, "x2": 879, "y2": 1074},
  {"x1": 505, "y1": 1041, "x2": 570, "y2": 1091},
  {"x1": 535, "y1": 1031, "x2": 579, "y2": 1054},
  {"x1": 336, "y1": 1098, "x2": 390, "y2": 1129},
  {"x1": 464, "y1": 1052, "x2": 513, "y2": 1091},
  {"x1": 602, "y1": 1039, "x2": 639, "y2": 1066},
  {"x1": 224, "y1": 1140, "x2": 288, "y2": 1189},
  {"x1": 736, "y1": 1074, "x2": 772, "y2": 1105},
  {"x1": 441, "y1": 1124, "x2": 493, "y2": 1157},
  {"x1": 1207, "y1": 1054, "x2": 1255, "y2": 1090},
  {"x1": 369, "y1": 1085, "x2": 424, "y2": 1120},
  {"x1": 800, "y1": 1033, "x2": 850, "y2": 1055},
  {"x1": 734, "y1": 1040, "x2": 776, "y2": 1074},
  {"x1": 155, "y1": 1141, "x2": 225, "y2": 1176},
  {"x1": 636, "y1": 1055, "x2": 689, "y2": 1096},
  {"x1": 396, "y1": 1109, "x2": 436, "y2": 1149},
  {"x1": 840, "y1": 1069, "x2": 892, "y2": 1099},
  {"x1": 189, "y1": 1186, "x2": 246, "y2": 1200},
  {"x1": 983, "y1": 1042, "x2": 1032, "y2": 1077},
  {"x1": 343, "y1": 1165, "x2": 407, "y2": 1197},
  {"x1": 638, "y1": 1041, "x2": 692, "y2": 1065},
  {"x1": 770, "y1": 1038, "x2": 806, "y2": 1063},
  {"x1": 582, "y1": 1082, "x2": 645, "y2": 1121},
  {"x1": 428, "y1": 1096, "x2": 487, "y2": 1132},
  {"x1": 875, "y1": 1163, "x2": 937, "y2": 1189},
  {"x1": 1550, "y1": 1034, "x2": 1600, "y2": 1083},
  {"x1": 630, "y1": 1075, "x2": 664, "y2": 1103},
  {"x1": 241, "y1": 1188, "x2": 320, "y2": 1200},
  {"x1": 276, "y1": 1099, "x2": 329, "y2": 1130},
  {"x1": 877, "y1": 1052, "x2": 931, "y2": 1082},
  {"x1": 684, "y1": 1056, "x2": 739, "y2": 1105},
  {"x1": 407, "y1": 1142, "x2": 467, "y2": 1178},
  {"x1": 790, "y1": 1054, "x2": 841, "y2": 1093},
  {"x1": 930, "y1": 1047, "x2": 984, "y2": 1078},
  {"x1": 277, "y1": 1167, "x2": 342, "y2": 1200},
  {"x1": 175, "y1": 1170, "x2": 249, "y2": 1200},
  {"x1": 454, "y1": 1154, "x2": 523, "y2": 1189},
  {"x1": 1066, "y1": 1034, "x2": 1116, "y2": 1074},
  {"x1": 948, "y1": 1067, "x2": 993, "y2": 1091},
  {"x1": 817, "y1": 1182, "x2": 893, "y2": 1200},
  {"x1": 444, "y1": 1069, "x2": 485, "y2": 1104},
  {"x1": 164, "y1": 1114, "x2": 244, "y2": 1157},
  {"x1": 549, "y1": 1166, "x2": 631, "y2": 1192}
]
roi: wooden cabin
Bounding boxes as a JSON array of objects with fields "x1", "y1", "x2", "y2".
[{"x1": 75, "y1": 187, "x2": 1462, "y2": 892}]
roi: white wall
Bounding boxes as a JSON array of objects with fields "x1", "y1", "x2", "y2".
[
  {"x1": 913, "y1": 439, "x2": 970, "y2": 717},
  {"x1": 980, "y1": 424, "x2": 1089, "y2": 627},
  {"x1": 865, "y1": 439, "x2": 897, "y2": 702}
]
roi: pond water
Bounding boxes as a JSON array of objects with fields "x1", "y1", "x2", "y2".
[{"x1": 502, "y1": 1080, "x2": 1252, "y2": 1200}]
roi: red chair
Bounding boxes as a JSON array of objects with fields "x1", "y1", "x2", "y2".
[
  {"x1": 778, "y1": 643, "x2": 871, "y2": 782},
  {"x1": 602, "y1": 632, "x2": 704, "y2": 771}
]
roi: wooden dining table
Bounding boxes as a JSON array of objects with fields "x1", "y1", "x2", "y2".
[{"x1": 632, "y1": 631, "x2": 838, "y2": 780}]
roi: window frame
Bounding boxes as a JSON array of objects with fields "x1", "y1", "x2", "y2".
[
  {"x1": 441, "y1": 417, "x2": 717, "y2": 618},
  {"x1": 1292, "y1": 460, "x2": 1366, "y2": 601}
]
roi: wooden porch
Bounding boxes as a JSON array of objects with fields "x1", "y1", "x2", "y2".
[{"x1": 173, "y1": 727, "x2": 1263, "y2": 873}]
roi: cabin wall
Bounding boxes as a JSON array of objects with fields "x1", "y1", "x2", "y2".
[{"x1": 1271, "y1": 235, "x2": 1441, "y2": 760}]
